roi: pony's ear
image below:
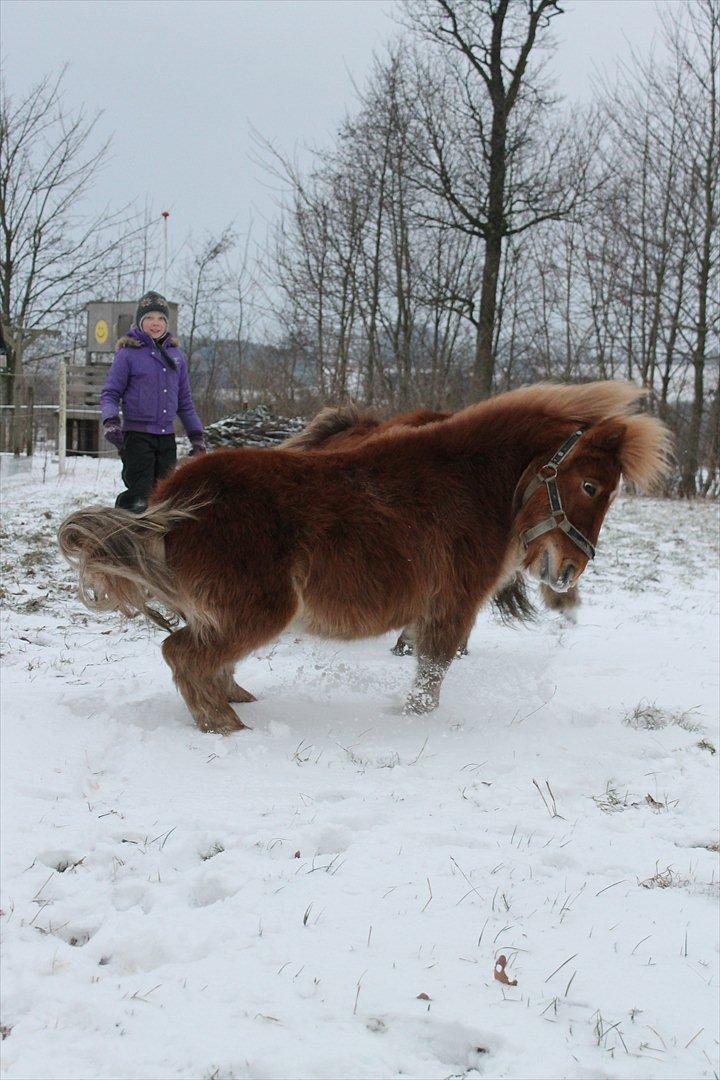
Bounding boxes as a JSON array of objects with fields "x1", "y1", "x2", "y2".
[{"x1": 609, "y1": 415, "x2": 674, "y2": 491}]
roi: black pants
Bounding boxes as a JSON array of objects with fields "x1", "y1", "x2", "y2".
[{"x1": 115, "y1": 432, "x2": 177, "y2": 511}]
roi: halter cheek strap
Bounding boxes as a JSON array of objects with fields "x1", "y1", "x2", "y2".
[{"x1": 519, "y1": 429, "x2": 596, "y2": 562}]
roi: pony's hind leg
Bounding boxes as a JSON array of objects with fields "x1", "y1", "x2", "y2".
[
  {"x1": 162, "y1": 627, "x2": 249, "y2": 734},
  {"x1": 220, "y1": 664, "x2": 256, "y2": 704},
  {"x1": 392, "y1": 623, "x2": 469, "y2": 658},
  {"x1": 404, "y1": 608, "x2": 475, "y2": 714},
  {"x1": 391, "y1": 625, "x2": 416, "y2": 656}
]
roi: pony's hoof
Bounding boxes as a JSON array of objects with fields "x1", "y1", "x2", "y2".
[
  {"x1": 228, "y1": 682, "x2": 256, "y2": 703},
  {"x1": 403, "y1": 692, "x2": 438, "y2": 715},
  {"x1": 196, "y1": 710, "x2": 250, "y2": 735},
  {"x1": 391, "y1": 641, "x2": 414, "y2": 656}
]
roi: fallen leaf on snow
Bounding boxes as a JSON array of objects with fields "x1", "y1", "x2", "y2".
[
  {"x1": 494, "y1": 955, "x2": 518, "y2": 986},
  {"x1": 645, "y1": 794, "x2": 665, "y2": 812}
]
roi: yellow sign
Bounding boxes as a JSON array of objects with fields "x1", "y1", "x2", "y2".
[{"x1": 94, "y1": 319, "x2": 109, "y2": 345}]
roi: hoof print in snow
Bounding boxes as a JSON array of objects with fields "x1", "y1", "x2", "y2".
[
  {"x1": 189, "y1": 878, "x2": 238, "y2": 908},
  {"x1": 49, "y1": 925, "x2": 97, "y2": 948},
  {"x1": 38, "y1": 851, "x2": 85, "y2": 874}
]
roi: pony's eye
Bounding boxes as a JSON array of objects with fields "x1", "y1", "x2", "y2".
[{"x1": 582, "y1": 481, "x2": 598, "y2": 497}]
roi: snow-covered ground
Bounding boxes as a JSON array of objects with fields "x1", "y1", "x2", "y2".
[{"x1": 1, "y1": 456, "x2": 718, "y2": 1080}]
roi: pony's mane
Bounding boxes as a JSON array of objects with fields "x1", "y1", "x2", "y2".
[
  {"x1": 612, "y1": 413, "x2": 674, "y2": 490},
  {"x1": 456, "y1": 380, "x2": 646, "y2": 428},
  {"x1": 448, "y1": 381, "x2": 671, "y2": 491},
  {"x1": 280, "y1": 402, "x2": 378, "y2": 450}
]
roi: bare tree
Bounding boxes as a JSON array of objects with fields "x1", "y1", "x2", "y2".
[
  {"x1": 251, "y1": 0, "x2": 715, "y2": 500},
  {"x1": 0, "y1": 70, "x2": 137, "y2": 448},
  {"x1": 176, "y1": 226, "x2": 236, "y2": 366},
  {"x1": 673, "y1": 0, "x2": 719, "y2": 494},
  {"x1": 402, "y1": 0, "x2": 596, "y2": 396},
  {"x1": 588, "y1": 0, "x2": 719, "y2": 492},
  {"x1": 260, "y1": 47, "x2": 481, "y2": 411},
  {"x1": 222, "y1": 229, "x2": 259, "y2": 412}
]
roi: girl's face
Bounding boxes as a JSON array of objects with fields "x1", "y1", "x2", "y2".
[{"x1": 141, "y1": 313, "x2": 168, "y2": 339}]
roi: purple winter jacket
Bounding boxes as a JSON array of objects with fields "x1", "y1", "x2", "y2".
[{"x1": 100, "y1": 326, "x2": 203, "y2": 437}]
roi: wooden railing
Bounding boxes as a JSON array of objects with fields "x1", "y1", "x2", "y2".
[
  {"x1": 67, "y1": 364, "x2": 111, "y2": 408},
  {"x1": 0, "y1": 364, "x2": 112, "y2": 458}
]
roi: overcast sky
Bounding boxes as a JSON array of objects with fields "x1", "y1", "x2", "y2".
[{"x1": 3, "y1": 0, "x2": 668, "y2": 276}]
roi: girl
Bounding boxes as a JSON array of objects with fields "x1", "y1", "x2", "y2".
[{"x1": 100, "y1": 291, "x2": 206, "y2": 511}]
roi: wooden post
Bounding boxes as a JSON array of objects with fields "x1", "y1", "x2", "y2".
[
  {"x1": 58, "y1": 361, "x2": 67, "y2": 476},
  {"x1": 25, "y1": 384, "x2": 35, "y2": 456}
]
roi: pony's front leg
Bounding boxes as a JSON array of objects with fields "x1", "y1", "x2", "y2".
[
  {"x1": 405, "y1": 657, "x2": 451, "y2": 714},
  {"x1": 540, "y1": 582, "x2": 581, "y2": 618},
  {"x1": 404, "y1": 610, "x2": 475, "y2": 714}
]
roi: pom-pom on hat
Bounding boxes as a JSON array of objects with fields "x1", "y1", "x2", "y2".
[{"x1": 135, "y1": 291, "x2": 170, "y2": 330}]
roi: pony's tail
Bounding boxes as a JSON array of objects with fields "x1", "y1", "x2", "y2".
[
  {"x1": 492, "y1": 575, "x2": 537, "y2": 625},
  {"x1": 280, "y1": 402, "x2": 377, "y2": 450},
  {"x1": 57, "y1": 500, "x2": 198, "y2": 630}
]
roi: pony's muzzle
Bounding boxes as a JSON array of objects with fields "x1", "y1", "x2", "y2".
[
  {"x1": 539, "y1": 549, "x2": 579, "y2": 593},
  {"x1": 555, "y1": 559, "x2": 578, "y2": 592}
]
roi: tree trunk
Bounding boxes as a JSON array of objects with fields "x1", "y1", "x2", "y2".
[
  {"x1": 472, "y1": 84, "x2": 507, "y2": 399},
  {"x1": 473, "y1": 229, "x2": 503, "y2": 398}
]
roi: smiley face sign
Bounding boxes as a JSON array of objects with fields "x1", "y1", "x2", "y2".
[{"x1": 94, "y1": 319, "x2": 109, "y2": 346}]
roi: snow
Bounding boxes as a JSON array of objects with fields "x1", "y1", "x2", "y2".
[{"x1": 1, "y1": 456, "x2": 718, "y2": 1080}]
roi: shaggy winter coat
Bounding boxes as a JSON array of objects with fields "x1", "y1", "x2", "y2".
[{"x1": 59, "y1": 381, "x2": 672, "y2": 735}]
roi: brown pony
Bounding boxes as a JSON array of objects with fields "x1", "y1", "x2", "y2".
[
  {"x1": 58, "y1": 382, "x2": 670, "y2": 734},
  {"x1": 282, "y1": 402, "x2": 581, "y2": 650}
]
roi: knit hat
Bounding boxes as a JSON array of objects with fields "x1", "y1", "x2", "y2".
[{"x1": 135, "y1": 291, "x2": 170, "y2": 330}]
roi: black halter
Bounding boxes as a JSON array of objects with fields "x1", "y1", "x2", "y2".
[{"x1": 519, "y1": 429, "x2": 596, "y2": 562}]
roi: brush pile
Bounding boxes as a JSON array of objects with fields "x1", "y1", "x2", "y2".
[{"x1": 204, "y1": 405, "x2": 306, "y2": 449}]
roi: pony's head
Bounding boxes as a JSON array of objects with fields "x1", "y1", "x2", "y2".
[{"x1": 513, "y1": 412, "x2": 672, "y2": 593}]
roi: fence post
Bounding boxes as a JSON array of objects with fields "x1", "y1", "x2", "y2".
[
  {"x1": 11, "y1": 375, "x2": 22, "y2": 457},
  {"x1": 25, "y1": 384, "x2": 35, "y2": 457},
  {"x1": 58, "y1": 361, "x2": 67, "y2": 476}
]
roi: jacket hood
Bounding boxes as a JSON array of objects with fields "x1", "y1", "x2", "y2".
[{"x1": 117, "y1": 326, "x2": 180, "y2": 349}]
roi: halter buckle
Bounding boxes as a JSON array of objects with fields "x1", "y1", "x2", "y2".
[{"x1": 538, "y1": 463, "x2": 558, "y2": 482}]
